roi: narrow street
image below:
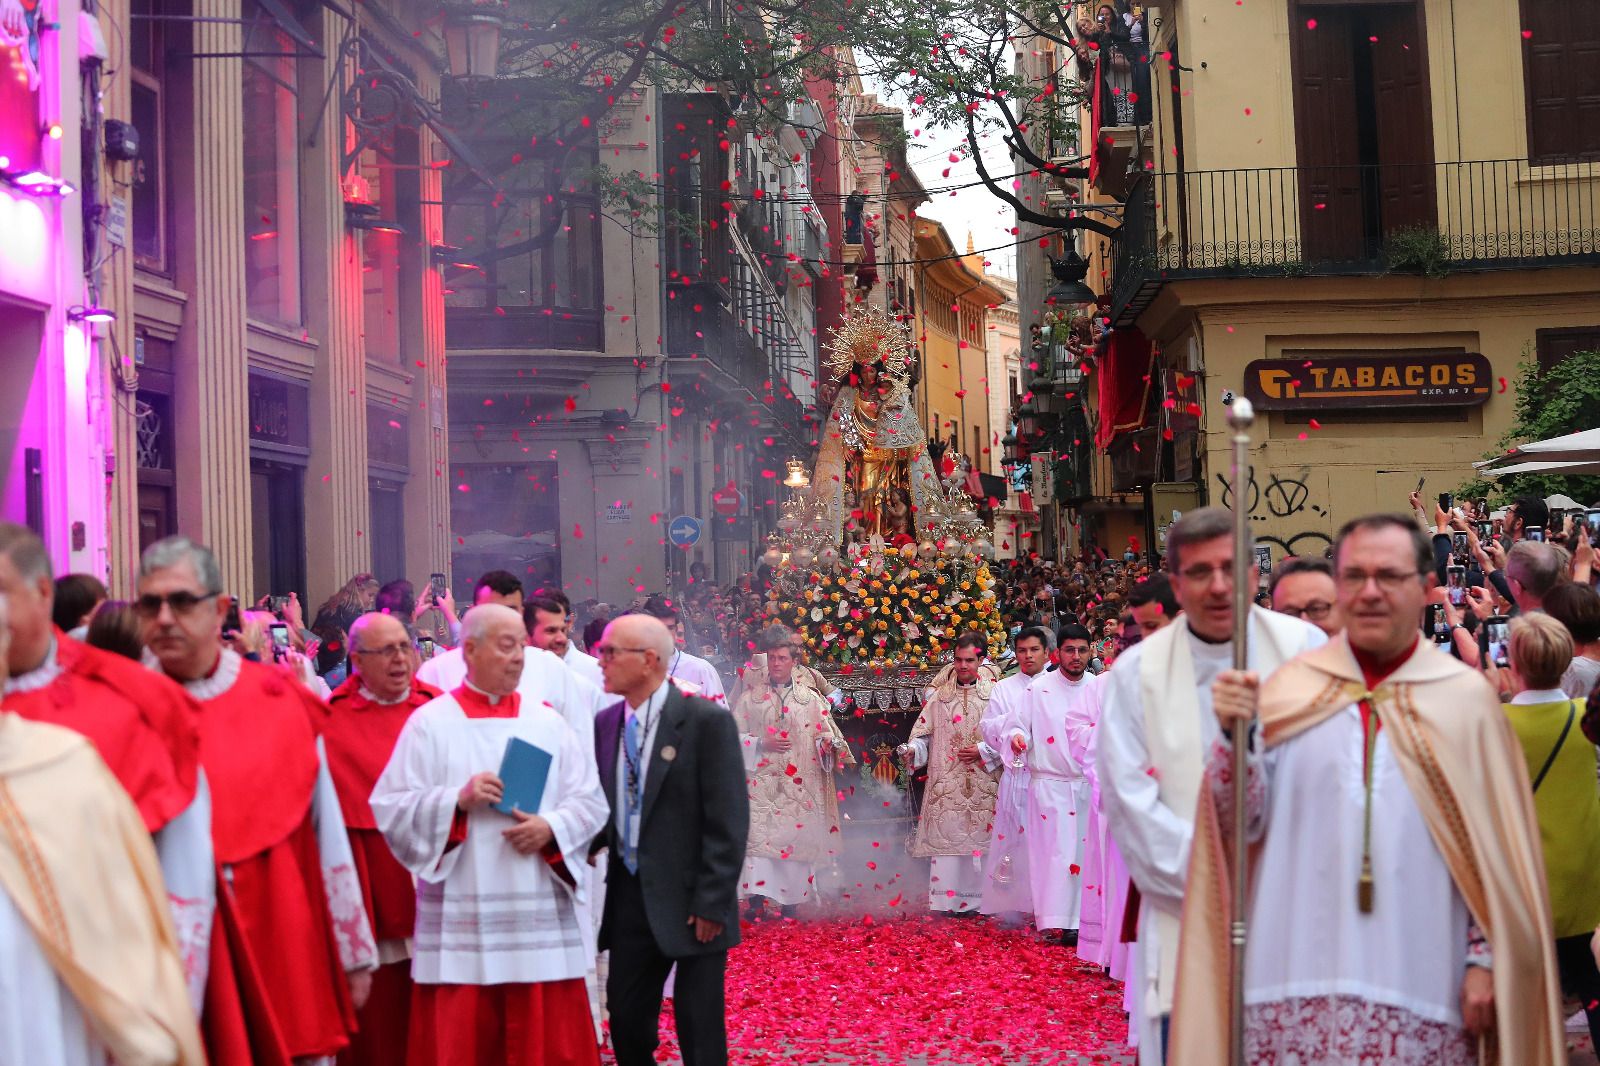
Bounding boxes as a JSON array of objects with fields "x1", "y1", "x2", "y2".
[{"x1": 638, "y1": 916, "x2": 1133, "y2": 1065}]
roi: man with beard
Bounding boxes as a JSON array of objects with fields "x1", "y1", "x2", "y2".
[{"x1": 900, "y1": 632, "x2": 1000, "y2": 914}]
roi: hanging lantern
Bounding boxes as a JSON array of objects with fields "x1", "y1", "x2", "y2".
[
  {"x1": 1017, "y1": 400, "x2": 1041, "y2": 442},
  {"x1": 784, "y1": 458, "x2": 810, "y2": 488},
  {"x1": 442, "y1": 1, "x2": 506, "y2": 81}
]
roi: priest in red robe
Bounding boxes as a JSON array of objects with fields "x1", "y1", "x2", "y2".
[
  {"x1": 0, "y1": 522, "x2": 215, "y2": 1013},
  {"x1": 137, "y1": 535, "x2": 378, "y2": 1066},
  {"x1": 326, "y1": 611, "x2": 441, "y2": 1066}
]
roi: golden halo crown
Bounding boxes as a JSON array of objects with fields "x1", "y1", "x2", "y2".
[{"x1": 825, "y1": 305, "x2": 916, "y2": 382}]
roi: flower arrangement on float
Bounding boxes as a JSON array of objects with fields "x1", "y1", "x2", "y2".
[{"x1": 759, "y1": 466, "x2": 1007, "y2": 675}]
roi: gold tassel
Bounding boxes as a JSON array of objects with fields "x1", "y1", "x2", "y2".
[{"x1": 1357, "y1": 859, "x2": 1374, "y2": 914}]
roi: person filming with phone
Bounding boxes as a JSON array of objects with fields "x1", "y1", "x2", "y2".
[{"x1": 1491, "y1": 613, "x2": 1600, "y2": 1052}]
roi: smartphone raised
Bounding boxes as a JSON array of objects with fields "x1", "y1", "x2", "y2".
[
  {"x1": 1446, "y1": 565, "x2": 1467, "y2": 606},
  {"x1": 1484, "y1": 615, "x2": 1511, "y2": 669},
  {"x1": 1451, "y1": 531, "x2": 1469, "y2": 559},
  {"x1": 1423, "y1": 603, "x2": 1445, "y2": 637},
  {"x1": 223, "y1": 596, "x2": 242, "y2": 636},
  {"x1": 1525, "y1": 526, "x2": 1546, "y2": 543},
  {"x1": 429, "y1": 572, "x2": 448, "y2": 599},
  {"x1": 418, "y1": 636, "x2": 435, "y2": 660},
  {"x1": 269, "y1": 622, "x2": 290, "y2": 660},
  {"x1": 1438, "y1": 492, "x2": 1453, "y2": 513},
  {"x1": 1588, "y1": 509, "x2": 1600, "y2": 536},
  {"x1": 1475, "y1": 520, "x2": 1493, "y2": 541}
]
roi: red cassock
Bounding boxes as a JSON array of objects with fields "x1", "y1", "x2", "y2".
[
  {"x1": 195, "y1": 656, "x2": 358, "y2": 1066},
  {"x1": 324, "y1": 674, "x2": 442, "y2": 1066},
  {"x1": 2, "y1": 631, "x2": 199, "y2": 831}
]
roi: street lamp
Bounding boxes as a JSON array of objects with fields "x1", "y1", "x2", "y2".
[
  {"x1": 1046, "y1": 245, "x2": 1097, "y2": 306},
  {"x1": 1000, "y1": 432, "x2": 1021, "y2": 468},
  {"x1": 442, "y1": 0, "x2": 506, "y2": 81},
  {"x1": 1017, "y1": 400, "x2": 1041, "y2": 442}
]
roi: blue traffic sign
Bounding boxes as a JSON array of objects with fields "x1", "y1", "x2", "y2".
[{"x1": 668, "y1": 515, "x2": 703, "y2": 548}]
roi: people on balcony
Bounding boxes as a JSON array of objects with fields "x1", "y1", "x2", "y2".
[{"x1": 1075, "y1": 2, "x2": 1151, "y2": 131}]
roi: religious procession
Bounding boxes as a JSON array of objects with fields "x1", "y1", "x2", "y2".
[{"x1": 7, "y1": 0, "x2": 1600, "y2": 1060}]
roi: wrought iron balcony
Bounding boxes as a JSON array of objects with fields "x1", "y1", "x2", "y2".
[{"x1": 1111, "y1": 158, "x2": 1600, "y2": 326}]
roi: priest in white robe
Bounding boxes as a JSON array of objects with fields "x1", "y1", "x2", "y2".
[
  {"x1": 1005, "y1": 623, "x2": 1098, "y2": 939},
  {"x1": 372, "y1": 604, "x2": 609, "y2": 1066},
  {"x1": 732, "y1": 627, "x2": 850, "y2": 915},
  {"x1": 1098, "y1": 508, "x2": 1324, "y2": 1064},
  {"x1": 899, "y1": 632, "x2": 1001, "y2": 914},
  {"x1": 978, "y1": 626, "x2": 1053, "y2": 919},
  {"x1": 1172, "y1": 514, "x2": 1563, "y2": 1066}
]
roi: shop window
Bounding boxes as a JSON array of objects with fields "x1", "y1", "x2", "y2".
[
  {"x1": 449, "y1": 462, "x2": 561, "y2": 592},
  {"x1": 242, "y1": 0, "x2": 303, "y2": 324},
  {"x1": 130, "y1": 0, "x2": 169, "y2": 272},
  {"x1": 1521, "y1": 0, "x2": 1600, "y2": 164}
]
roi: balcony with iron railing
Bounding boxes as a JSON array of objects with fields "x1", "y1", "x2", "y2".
[{"x1": 1110, "y1": 158, "x2": 1600, "y2": 326}]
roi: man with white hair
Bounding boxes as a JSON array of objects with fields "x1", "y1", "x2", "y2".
[
  {"x1": 419, "y1": 573, "x2": 603, "y2": 752},
  {"x1": 372, "y1": 604, "x2": 609, "y2": 1064},
  {"x1": 137, "y1": 535, "x2": 378, "y2": 1063}
]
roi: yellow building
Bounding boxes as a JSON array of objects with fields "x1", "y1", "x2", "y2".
[
  {"x1": 913, "y1": 221, "x2": 1007, "y2": 474},
  {"x1": 1044, "y1": 0, "x2": 1600, "y2": 563}
]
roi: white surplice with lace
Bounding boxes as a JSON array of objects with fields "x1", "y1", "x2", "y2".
[{"x1": 1219, "y1": 704, "x2": 1481, "y2": 1065}]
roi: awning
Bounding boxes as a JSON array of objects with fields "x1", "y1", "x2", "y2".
[
  {"x1": 1478, "y1": 459, "x2": 1600, "y2": 479},
  {"x1": 978, "y1": 472, "x2": 1009, "y2": 504},
  {"x1": 1474, "y1": 428, "x2": 1600, "y2": 472}
]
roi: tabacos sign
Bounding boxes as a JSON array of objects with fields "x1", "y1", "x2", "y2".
[{"x1": 1243, "y1": 351, "x2": 1493, "y2": 410}]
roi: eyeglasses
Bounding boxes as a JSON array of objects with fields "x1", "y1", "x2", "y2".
[
  {"x1": 1278, "y1": 600, "x2": 1333, "y2": 620},
  {"x1": 1336, "y1": 570, "x2": 1420, "y2": 593},
  {"x1": 1179, "y1": 562, "x2": 1234, "y2": 583},
  {"x1": 594, "y1": 644, "x2": 651, "y2": 661},
  {"x1": 134, "y1": 591, "x2": 219, "y2": 618},
  {"x1": 352, "y1": 642, "x2": 412, "y2": 659}
]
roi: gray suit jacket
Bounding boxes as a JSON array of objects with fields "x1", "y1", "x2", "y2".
[{"x1": 594, "y1": 684, "x2": 749, "y2": 956}]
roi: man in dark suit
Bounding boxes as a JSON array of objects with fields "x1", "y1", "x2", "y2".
[{"x1": 592, "y1": 613, "x2": 749, "y2": 1066}]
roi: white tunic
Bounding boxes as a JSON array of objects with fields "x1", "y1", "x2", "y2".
[
  {"x1": 1007, "y1": 670, "x2": 1097, "y2": 930},
  {"x1": 979, "y1": 669, "x2": 1041, "y2": 915},
  {"x1": 563, "y1": 645, "x2": 604, "y2": 689},
  {"x1": 370, "y1": 690, "x2": 609, "y2": 985},
  {"x1": 1229, "y1": 708, "x2": 1476, "y2": 1064},
  {"x1": 0, "y1": 892, "x2": 105, "y2": 1066},
  {"x1": 670, "y1": 650, "x2": 726, "y2": 705},
  {"x1": 1098, "y1": 619, "x2": 1325, "y2": 1063},
  {"x1": 418, "y1": 645, "x2": 601, "y2": 754}
]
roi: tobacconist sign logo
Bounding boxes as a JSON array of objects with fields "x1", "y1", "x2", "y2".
[{"x1": 1243, "y1": 351, "x2": 1493, "y2": 410}]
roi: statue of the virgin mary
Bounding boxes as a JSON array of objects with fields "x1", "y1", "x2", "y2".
[{"x1": 811, "y1": 307, "x2": 941, "y2": 546}]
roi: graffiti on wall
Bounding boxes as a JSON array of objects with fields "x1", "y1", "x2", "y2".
[{"x1": 1215, "y1": 466, "x2": 1334, "y2": 560}]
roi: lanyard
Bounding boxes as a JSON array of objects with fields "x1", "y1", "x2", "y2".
[{"x1": 623, "y1": 691, "x2": 660, "y2": 797}]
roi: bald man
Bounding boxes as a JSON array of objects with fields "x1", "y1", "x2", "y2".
[
  {"x1": 324, "y1": 612, "x2": 441, "y2": 1066},
  {"x1": 592, "y1": 615, "x2": 748, "y2": 1066},
  {"x1": 372, "y1": 605, "x2": 608, "y2": 1064}
]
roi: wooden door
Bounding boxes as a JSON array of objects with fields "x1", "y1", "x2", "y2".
[
  {"x1": 1369, "y1": 5, "x2": 1437, "y2": 238},
  {"x1": 1291, "y1": 8, "x2": 1365, "y2": 261}
]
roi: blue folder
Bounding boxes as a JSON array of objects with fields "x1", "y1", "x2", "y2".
[{"x1": 492, "y1": 736, "x2": 553, "y2": 817}]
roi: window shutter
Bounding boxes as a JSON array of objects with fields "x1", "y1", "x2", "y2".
[
  {"x1": 1522, "y1": 0, "x2": 1600, "y2": 163},
  {"x1": 1535, "y1": 326, "x2": 1600, "y2": 375}
]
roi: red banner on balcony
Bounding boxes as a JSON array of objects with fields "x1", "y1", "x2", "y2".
[{"x1": 1095, "y1": 327, "x2": 1155, "y2": 449}]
